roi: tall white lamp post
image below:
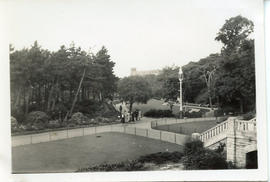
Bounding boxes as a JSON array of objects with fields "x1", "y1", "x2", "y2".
[{"x1": 179, "y1": 67, "x2": 183, "y2": 118}]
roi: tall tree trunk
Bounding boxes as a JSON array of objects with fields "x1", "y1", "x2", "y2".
[
  {"x1": 99, "y1": 92, "x2": 102, "y2": 101},
  {"x1": 208, "y1": 88, "x2": 213, "y2": 110},
  {"x1": 47, "y1": 83, "x2": 54, "y2": 111},
  {"x1": 64, "y1": 68, "x2": 86, "y2": 121},
  {"x1": 25, "y1": 86, "x2": 33, "y2": 114},
  {"x1": 14, "y1": 87, "x2": 22, "y2": 110}
]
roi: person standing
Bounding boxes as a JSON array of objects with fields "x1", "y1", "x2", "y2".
[
  {"x1": 119, "y1": 105, "x2": 122, "y2": 114},
  {"x1": 121, "y1": 112, "x2": 125, "y2": 123},
  {"x1": 138, "y1": 110, "x2": 142, "y2": 120},
  {"x1": 135, "y1": 109, "x2": 139, "y2": 121},
  {"x1": 131, "y1": 112, "x2": 135, "y2": 122}
]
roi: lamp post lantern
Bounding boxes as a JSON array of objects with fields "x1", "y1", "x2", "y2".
[{"x1": 179, "y1": 67, "x2": 183, "y2": 118}]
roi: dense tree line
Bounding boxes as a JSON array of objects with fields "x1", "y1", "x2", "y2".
[
  {"x1": 122, "y1": 15, "x2": 255, "y2": 114},
  {"x1": 10, "y1": 42, "x2": 118, "y2": 122}
]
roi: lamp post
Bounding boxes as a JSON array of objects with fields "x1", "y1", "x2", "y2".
[{"x1": 179, "y1": 67, "x2": 183, "y2": 119}]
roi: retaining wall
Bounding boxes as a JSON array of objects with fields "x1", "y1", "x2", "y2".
[{"x1": 12, "y1": 124, "x2": 191, "y2": 147}]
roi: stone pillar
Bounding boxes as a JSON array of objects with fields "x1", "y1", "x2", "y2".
[{"x1": 226, "y1": 117, "x2": 237, "y2": 164}]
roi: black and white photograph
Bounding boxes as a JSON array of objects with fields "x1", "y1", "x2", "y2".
[{"x1": 0, "y1": 0, "x2": 269, "y2": 181}]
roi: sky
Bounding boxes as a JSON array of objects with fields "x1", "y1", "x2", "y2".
[{"x1": 6, "y1": 0, "x2": 259, "y2": 78}]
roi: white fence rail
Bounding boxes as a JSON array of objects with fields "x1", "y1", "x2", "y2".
[{"x1": 12, "y1": 124, "x2": 191, "y2": 147}]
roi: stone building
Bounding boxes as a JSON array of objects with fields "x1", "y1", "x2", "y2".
[{"x1": 130, "y1": 68, "x2": 161, "y2": 76}]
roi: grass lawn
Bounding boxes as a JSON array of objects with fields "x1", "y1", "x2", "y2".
[
  {"x1": 132, "y1": 99, "x2": 180, "y2": 115},
  {"x1": 132, "y1": 99, "x2": 209, "y2": 115},
  {"x1": 12, "y1": 132, "x2": 183, "y2": 173},
  {"x1": 154, "y1": 120, "x2": 218, "y2": 135}
]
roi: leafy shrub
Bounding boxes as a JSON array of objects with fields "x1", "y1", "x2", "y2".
[
  {"x1": 241, "y1": 111, "x2": 256, "y2": 120},
  {"x1": 214, "y1": 108, "x2": 224, "y2": 117},
  {"x1": 25, "y1": 111, "x2": 49, "y2": 130},
  {"x1": 69, "y1": 112, "x2": 88, "y2": 125},
  {"x1": 144, "y1": 109, "x2": 174, "y2": 118},
  {"x1": 74, "y1": 99, "x2": 101, "y2": 116},
  {"x1": 26, "y1": 111, "x2": 49, "y2": 123},
  {"x1": 183, "y1": 109, "x2": 208, "y2": 118},
  {"x1": 183, "y1": 140, "x2": 204, "y2": 155},
  {"x1": 11, "y1": 116, "x2": 20, "y2": 132},
  {"x1": 182, "y1": 140, "x2": 228, "y2": 170},
  {"x1": 48, "y1": 103, "x2": 68, "y2": 120},
  {"x1": 47, "y1": 120, "x2": 61, "y2": 129},
  {"x1": 138, "y1": 151, "x2": 183, "y2": 164},
  {"x1": 11, "y1": 108, "x2": 25, "y2": 124},
  {"x1": 77, "y1": 160, "x2": 144, "y2": 172}
]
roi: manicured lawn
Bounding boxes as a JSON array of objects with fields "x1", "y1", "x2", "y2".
[
  {"x1": 132, "y1": 99, "x2": 180, "y2": 115},
  {"x1": 154, "y1": 120, "x2": 218, "y2": 135},
  {"x1": 12, "y1": 132, "x2": 183, "y2": 173},
  {"x1": 132, "y1": 99, "x2": 209, "y2": 115}
]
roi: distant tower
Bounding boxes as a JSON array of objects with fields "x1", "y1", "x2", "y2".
[{"x1": 131, "y1": 68, "x2": 137, "y2": 76}]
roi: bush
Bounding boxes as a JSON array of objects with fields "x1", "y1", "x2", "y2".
[
  {"x1": 11, "y1": 116, "x2": 20, "y2": 132},
  {"x1": 47, "y1": 120, "x2": 61, "y2": 129},
  {"x1": 183, "y1": 109, "x2": 208, "y2": 118},
  {"x1": 11, "y1": 108, "x2": 25, "y2": 124},
  {"x1": 69, "y1": 112, "x2": 88, "y2": 125},
  {"x1": 25, "y1": 111, "x2": 49, "y2": 130},
  {"x1": 48, "y1": 103, "x2": 68, "y2": 120},
  {"x1": 77, "y1": 160, "x2": 145, "y2": 172},
  {"x1": 241, "y1": 111, "x2": 256, "y2": 120},
  {"x1": 138, "y1": 151, "x2": 183, "y2": 164},
  {"x1": 74, "y1": 99, "x2": 101, "y2": 116},
  {"x1": 144, "y1": 109, "x2": 174, "y2": 118},
  {"x1": 182, "y1": 140, "x2": 228, "y2": 170},
  {"x1": 26, "y1": 111, "x2": 49, "y2": 123}
]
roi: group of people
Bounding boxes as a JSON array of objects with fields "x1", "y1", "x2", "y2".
[{"x1": 119, "y1": 105, "x2": 142, "y2": 123}]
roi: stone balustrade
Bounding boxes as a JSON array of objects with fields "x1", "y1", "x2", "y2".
[
  {"x1": 199, "y1": 120, "x2": 229, "y2": 142},
  {"x1": 235, "y1": 118, "x2": 256, "y2": 132}
]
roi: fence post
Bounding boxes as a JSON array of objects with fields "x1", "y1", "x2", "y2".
[
  {"x1": 82, "y1": 127, "x2": 85, "y2": 136},
  {"x1": 135, "y1": 127, "x2": 136, "y2": 135},
  {"x1": 49, "y1": 132, "x2": 51, "y2": 141},
  {"x1": 146, "y1": 129, "x2": 148, "y2": 137},
  {"x1": 30, "y1": 135, "x2": 33, "y2": 144},
  {"x1": 160, "y1": 130, "x2": 162, "y2": 140},
  {"x1": 174, "y1": 133, "x2": 176, "y2": 143}
]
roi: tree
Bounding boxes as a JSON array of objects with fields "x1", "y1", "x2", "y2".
[
  {"x1": 93, "y1": 46, "x2": 118, "y2": 101},
  {"x1": 182, "y1": 54, "x2": 221, "y2": 105},
  {"x1": 215, "y1": 15, "x2": 254, "y2": 54},
  {"x1": 203, "y1": 67, "x2": 216, "y2": 109},
  {"x1": 158, "y1": 66, "x2": 180, "y2": 111},
  {"x1": 10, "y1": 41, "x2": 119, "y2": 122},
  {"x1": 118, "y1": 76, "x2": 152, "y2": 112},
  {"x1": 215, "y1": 15, "x2": 255, "y2": 113}
]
